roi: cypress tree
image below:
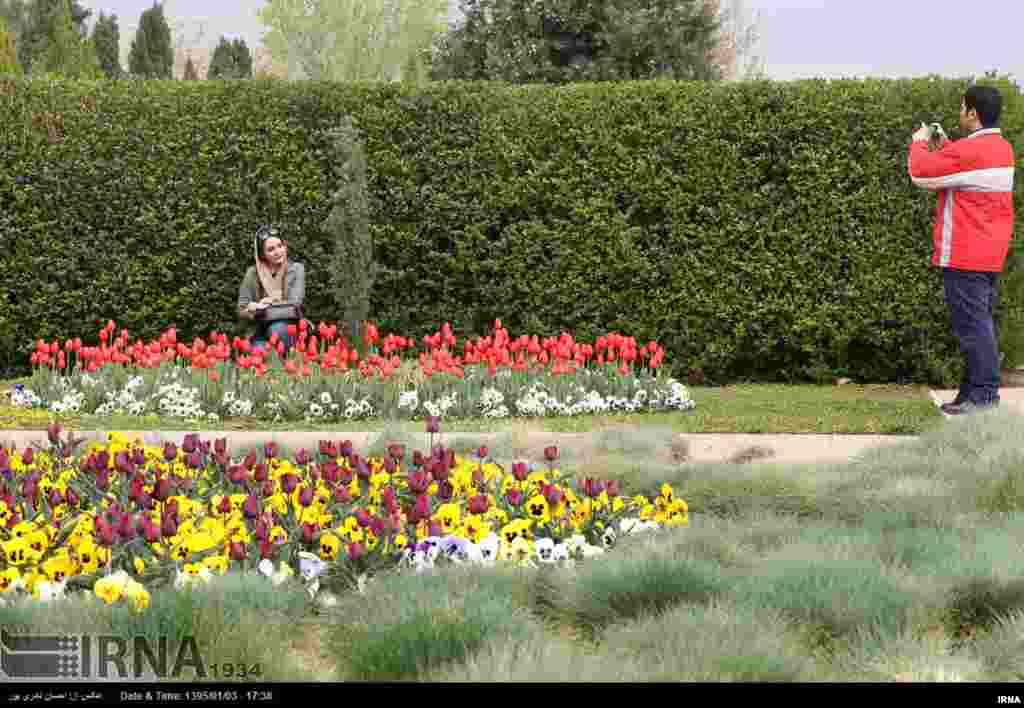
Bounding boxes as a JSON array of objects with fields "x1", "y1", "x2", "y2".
[{"x1": 128, "y1": 1, "x2": 173, "y2": 78}]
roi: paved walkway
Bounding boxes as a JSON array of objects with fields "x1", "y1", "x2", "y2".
[{"x1": 0, "y1": 388, "x2": 1019, "y2": 468}]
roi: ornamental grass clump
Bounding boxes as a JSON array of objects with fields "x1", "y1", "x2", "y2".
[{"x1": 325, "y1": 564, "x2": 535, "y2": 681}]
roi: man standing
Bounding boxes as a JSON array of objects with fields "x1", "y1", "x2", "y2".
[{"x1": 908, "y1": 84, "x2": 1016, "y2": 416}]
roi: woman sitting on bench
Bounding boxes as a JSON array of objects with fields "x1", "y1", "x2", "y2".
[{"x1": 237, "y1": 225, "x2": 306, "y2": 355}]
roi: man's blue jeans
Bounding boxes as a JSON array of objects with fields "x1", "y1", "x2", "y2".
[
  {"x1": 943, "y1": 268, "x2": 1001, "y2": 406},
  {"x1": 252, "y1": 320, "x2": 294, "y2": 356}
]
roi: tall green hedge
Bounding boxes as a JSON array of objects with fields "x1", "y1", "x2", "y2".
[{"x1": 0, "y1": 76, "x2": 1021, "y2": 385}]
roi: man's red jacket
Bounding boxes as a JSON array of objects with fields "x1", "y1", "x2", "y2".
[{"x1": 907, "y1": 128, "x2": 1016, "y2": 272}]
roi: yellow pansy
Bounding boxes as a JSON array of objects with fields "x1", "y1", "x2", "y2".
[
  {"x1": 202, "y1": 554, "x2": 229, "y2": 575},
  {"x1": 319, "y1": 532, "x2": 341, "y2": 561},
  {"x1": 0, "y1": 567, "x2": 22, "y2": 592}
]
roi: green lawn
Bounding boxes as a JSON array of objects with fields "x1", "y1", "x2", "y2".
[{"x1": 0, "y1": 381, "x2": 940, "y2": 434}]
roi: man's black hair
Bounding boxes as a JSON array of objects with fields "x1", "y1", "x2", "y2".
[{"x1": 964, "y1": 85, "x2": 1003, "y2": 128}]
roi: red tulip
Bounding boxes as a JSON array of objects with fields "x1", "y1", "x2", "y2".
[
  {"x1": 347, "y1": 542, "x2": 364, "y2": 561},
  {"x1": 262, "y1": 480, "x2": 275, "y2": 498},
  {"x1": 354, "y1": 508, "x2": 371, "y2": 528},
  {"x1": 388, "y1": 444, "x2": 405, "y2": 461},
  {"x1": 544, "y1": 446, "x2": 559, "y2": 462},
  {"x1": 512, "y1": 462, "x2": 529, "y2": 481},
  {"x1": 260, "y1": 540, "x2": 277, "y2": 560},
  {"x1": 298, "y1": 486, "x2": 314, "y2": 507},
  {"x1": 214, "y1": 438, "x2": 227, "y2": 456},
  {"x1": 477, "y1": 446, "x2": 488, "y2": 459},
  {"x1": 163, "y1": 443, "x2": 178, "y2": 462},
  {"x1": 47, "y1": 423, "x2": 63, "y2": 446},
  {"x1": 333, "y1": 485, "x2": 352, "y2": 504},
  {"x1": 505, "y1": 489, "x2": 524, "y2": 507},
  {"x1": 142, "y1": 518, "x2": 160, "y2": 543},
  {"x1": 218, "y1": 496, "x2": 232, "y2": 515},
  {"x1": 21, "y1": 448, "x2": 33, "y2": 466},
  {"x1": 322, "y1": 460, "x2": 339, "y2": 483},
  {"x1": 154, "y1": 477, "x2": 172, "y2": 501},
  {"x1": 229, "y1": 541, "x2": 247, "y2": 561},
  {"x1": 118, "y1": 513, "x2": 136, "y2": 540},
  {"x1": 425, "y1": 416, "x2": 440, "y2": 434},
  {"x1": 468, "y1": 495, "x2": 490, "y2": 515},
  {"x1": 253, "y1": 463, "x2": 267, "y2": 482},
  {"x1": 228, "y1": 465, "x2": 249, "y2": 485},
  {"x1": 281, "y1": 474, "x2": 299, "y2": 493}
]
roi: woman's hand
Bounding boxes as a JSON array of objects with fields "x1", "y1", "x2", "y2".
[{"x1": 246, "y1": 301, "x2": 269, "y2": 313}]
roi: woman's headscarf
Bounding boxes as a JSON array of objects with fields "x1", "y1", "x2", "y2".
[{"x1": 254, "y1": 225, "x2": 286, "y2": 304}]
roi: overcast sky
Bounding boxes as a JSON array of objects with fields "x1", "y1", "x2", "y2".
[{"x1": 79, "y1": 0, "x2": 1023, "y2": 84}]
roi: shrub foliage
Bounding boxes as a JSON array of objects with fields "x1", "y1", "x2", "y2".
[{"x1": 0, "y1": 76, "x2": 1021, "y2": 384}]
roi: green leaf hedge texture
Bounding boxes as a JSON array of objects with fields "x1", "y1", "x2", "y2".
[{"x1": 0, "y1": 76, "x2": 1021, "y2": 385}]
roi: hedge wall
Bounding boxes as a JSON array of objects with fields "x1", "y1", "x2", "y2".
[{"x1": 0, "y1": 76, "x2": 1021, "y2": 385}]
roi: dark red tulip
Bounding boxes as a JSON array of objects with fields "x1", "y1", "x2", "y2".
[
  {"x1": 430, "y1": 462, "x2": 449, "y2": 482},
  {"x1": 355, "y1": 458, "x2": 371, "y2": 481},
  {"x1": 370, "y1": 516, "x2": 386, "y2": 537},
  {"x1": 264, "y1": 442, "x2": 278, "y2": 460},
  {"x1": 96, "y1": 469, "x2": 110, "y2": 491},
  {"x1": 186, "y1": 451, "x2": 203, "y2": 469},
  {"x1": 118, "y1": 513, "x2": 136, "y2": 540},
  {"x1": 97, "y1": 519, "x2": 116, "y2": 546},
  {"x1": 383, "y1": 457, "x2": 396, "y2": 474},
  {"x1": 218, "y1": 496, "x2": 232, "y2": 515},
  {"x1": 260, "y1": 541, "x2": 277, "y2": 560},
  {"x1": 22, "y1": 448, "x2": 34, "y2": 466},
  {"x1": 408, "y1": 469, "x2": 430, "y2": 495},
  {"x1": 163, "y1": 443, "x2": 177, "y2": 462},
  {"x1": 132, "y1": 448, "x2": 146, "y2": 467},
  {"x1": 347, "y1": 542, "x2": 364, "y2": 560},
  {"x1": 410, "y1": 495, "x2": 431, "y2": 524},
  {"x1": 262, "y1": 480, "x2": 275, "y2": 498},
  {"x1": 381, "y1": 486, "x2": 396, "y2": 508},
  {"x1": 295, "y1": 448, "x2": 310, "y2": 466},
  {"x1": 137, "y1": 492, "x2": 153, "y2": 511},
  {"x1": 606, "y1": 480, "x2": 620, "y2": 498},
  {"x1": 319, "y1": 440, "x2": 338, "y2": 457},
  {"x1": 388, "y1": 444, "x2": 405, "y2": 462},
  {"x1": 21, "y1": 479, "x2": 37, "y2": 502},
  {"x1": 412, "y1": 450, "x2": 425, "y2": 467},
  {"x1": 229, "y1": 540, "x2": 247, "y2": 561},
  {"x1": 302, "y1": 522, "x2": 317, "y2": 545},
  {"x1": 506, "y1": 489, "x2": 524, "y2": 507},
  {"x1": 161, "y1": 515, "x2": 178, "y2": 538},
  {"x1": 299, "y1": 485, "x2": 314, "y2": 507},
  {"x1": 182, "y1": 434, "x2": 198, "y2": 454},
  {"x1": 254, "y1": 520, "x2": 268, "y2": 542},
  {"x1": 468, "y1": 495, "x2": 490, "y2": 515},
  {"x1": 354, "y1": 508, "x2": 371, "y2": 527},
  {"x1": 154, "y1": 477, "x2": 172, "y2": 501},
  {"x1": 333, "y1": 485, "x2": 352, "y2": 504},
  {"x1": 215, "y1": 438, "x2": 227, "y2": 456},
  {"x1": 142, "y1": 518, "x2": 160, "y2": 544},
  {"x1": 47, "y1": 423, "x2": 63, "y2": 445},
  {"x1": 322, "y1": 460, "x2": 339, "y2": 483},
  {"x1": 253, "y1": 463, "x2": 267, "y2": 482},
  {"x1": 340, "y1": 440, "x2": 353, "y2": 458},
  {"x1": 477, "y1": 446, "x2": 488, "y2": 459},
  {"x1": 243, "y1": 495, "x2": 260, "y2": 519},
  {"x1": 337, "y1": 464, "x2": 353, "y2": 484},
  {"x1": 544, "y1": 484, "x2": 563, "y2": 506},
  {"x1": 436, "y1": 480, "x2": 454, "y2": 502},
  {"x1": 544, "y1": 445, "x2": 559, "y2": 462},
  {"x1": 281, "y1": 474, "x2": 299, "y2": 494},
  {"x1": 583, "y1": 478, "x2": 605, "y2": 498},
  {"x1": 425, "y1": 416, "x2": 440, "y2": 434}
]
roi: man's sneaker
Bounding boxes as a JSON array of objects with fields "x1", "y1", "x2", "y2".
[{"x1": 940, "y1": 400, "x2": 1000, "y2": 417}]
